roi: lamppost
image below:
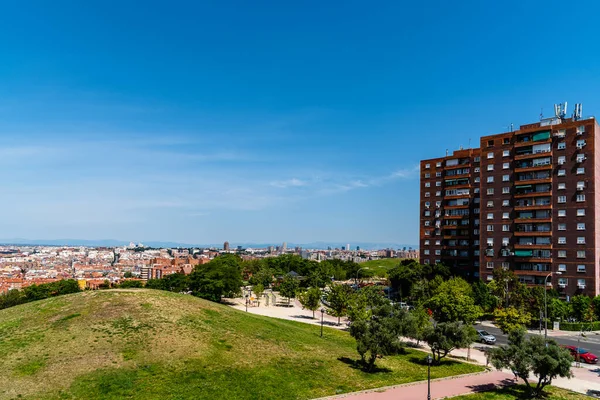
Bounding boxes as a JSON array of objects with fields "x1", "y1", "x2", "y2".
[
  {"x1": 320, "y1": 308, "x2": 325, "y2": 337},
  {"x1": 355, "y1": 267, "x2": 369, "y2": 287},
  {"x1": 544, "y1": 271, "x2": 562, "y2": 339},
  {"x1": 426, "y1": 354, "x2": 432, "y2": 400}
]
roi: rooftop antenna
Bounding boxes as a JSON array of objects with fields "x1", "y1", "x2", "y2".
[
  {"x1": 573, "y1": 103, "x2": 583, "y2": 121},
  {"x1": 510, "y1": 123, "x2": 514, "y2": 132},
  {"x1": 446, "y1": 149, "x2": 448, "y2": 156},
  {"x1": 468, "y1": 138, "x2": 471, "y2": 148},
  {"x1": 540, "y1": 107, "x2": 544, "y2": 121},
  {"x1": 554, "y1": 102, "x2": 567, "y2": 120}
]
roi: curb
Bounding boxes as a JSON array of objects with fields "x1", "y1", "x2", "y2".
[{"x1": 312, "y1": 370, "x2": 493, "y2": 400}]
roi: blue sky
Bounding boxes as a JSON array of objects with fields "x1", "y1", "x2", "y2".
[{"x1": 1, "y1": 1, "x2": 600, "y2": 245}]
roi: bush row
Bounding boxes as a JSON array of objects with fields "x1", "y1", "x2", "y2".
[{"x1": 559, "y1": 321, "x2": 600, "y2": 331}]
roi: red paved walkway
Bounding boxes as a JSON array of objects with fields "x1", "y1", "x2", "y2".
[{"x1": 325, "y1": 371, "x2": 514, "y2": 400}]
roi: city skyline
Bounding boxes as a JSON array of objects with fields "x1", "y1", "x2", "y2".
[{"x1": 2, "y1": 1, "x2": 600, "y2": 244}]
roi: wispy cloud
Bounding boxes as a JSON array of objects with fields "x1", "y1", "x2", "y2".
[{"x1": 269, "y1": 178, "x2": 309, "y2": 188}]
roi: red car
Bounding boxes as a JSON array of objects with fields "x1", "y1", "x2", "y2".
[{"x1": 562, "y1": 345, "x2": 599, "y2": 364}]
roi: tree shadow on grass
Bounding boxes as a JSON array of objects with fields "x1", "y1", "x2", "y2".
[
  {"x1": 471, "y1": 385, "x2": 541, "y2": 399},
  {"x1": 465, "y1": 378, "x2": 515, "y2": 393},
  {"x1": 219, "y1": 299, "x2": 238, "y2": 306},
  {"x1": 407, "y1": 356, "x2": 461, "y2": 367},
  {"x1": 337, "y1": 357, "x2": 392, "y2": 374}
]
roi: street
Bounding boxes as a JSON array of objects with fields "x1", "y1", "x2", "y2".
[{"x1": 474, "y1": 324, "x2": 600, "y2": 362}]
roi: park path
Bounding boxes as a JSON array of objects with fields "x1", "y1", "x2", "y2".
[{"x1": 318, "y1": 371, "x2": 514, "y2": 400}]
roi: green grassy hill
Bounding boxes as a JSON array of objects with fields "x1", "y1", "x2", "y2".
[
  {"x1": 358, "y1": 258, "x2": 402, "y2": 277},
  {"x1": 0, "y1": 289, "x2": 480, "y2": 399}
]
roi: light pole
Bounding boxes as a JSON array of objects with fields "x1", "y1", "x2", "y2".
[
  {"x1": 544, "y1": 271, "x2": 562, "y2": 339},
  {"x1": 320, "y1": 308, "x2": 325, "y2": 337},
  {"x1": 355, "y1": 267, "x2": 369, "y2": 288},
  {"x1": 426, "y1": 354, "x2": 432, "y2": 400}
]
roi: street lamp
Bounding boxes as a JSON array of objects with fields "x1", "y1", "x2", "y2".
[
  {"x1": 544, "y1": 271, "x2": 562, "y2": 339},
  {"x1": 426, "y1": 354, "x2": 432, "y2": 400},
  {"x1": 355, "y1": 267, "x2": 369, "y2": 287},
  {"x1": 320, "y1": 308, "x2": 325, "y2": 337}
]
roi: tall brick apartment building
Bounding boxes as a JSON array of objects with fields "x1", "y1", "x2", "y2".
[{"x1": 420, "y1": 110, "x2": 600, "y2": 298}]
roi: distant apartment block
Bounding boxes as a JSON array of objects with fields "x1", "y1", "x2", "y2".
[{"x1": 420, "y1": 104, "x2": 599, "y2": 298}]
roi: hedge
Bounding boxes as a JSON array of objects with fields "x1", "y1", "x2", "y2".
[{"x1": 559, "y1": 321, "x2": 600, "y2": 331}]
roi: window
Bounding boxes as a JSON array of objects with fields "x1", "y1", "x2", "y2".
[
  {"x1": 502, "y1": 200, "x2": 510, "y2": 206},
  {"x1": 424, "y1": 230, "x2": 430, "y2": 236},
  {"x1": 487, "y1": 164, "x2": 494, "y2": 171},
  {"x1": 487, "y1": 152, "x2": 494, "y2": 159},
  {"x1": 558, "y1": 196, "x2": 566, "y2": 203},
  {"x1": 558, "y1": 250, "x2": 567, "y2": 258},
  {"x1": 487, "y1": 201, "x2": 494, "y2": 207},
  {"x1": 436, "y1": 171, "x2": 442, "y2": 177},
  {"x1": 558, "y1": 223, "x2": 566, "y2": 231},
  {"x1": 502, "y1": 224, "x2": 510, "y2": 232},
  {"x1": 474, "y1": 177, "x2": 480, "y2": 183},
  {"x1": 558, "y1": 264, "x2": 567, "y2": 272},
  {"x1": 487, "y1": 176, "x2": 494, "y2": 183},
  {"x1": 487, "y1": 238, "x2": 494, "y2": 246},
  {"x1": 577, "y1": 167, "x2": 585, "y2": 175},
  {"x1": 502, "y1": 238, "x2": 509, "y2": 246},
  {"x1": 577, "y1": 237, "x2": 586, "y2": 244},
  {"x1": 502, "y1": 212, "x2": 509, "y2": 219},
  {"x1": 474, "y1": 156, "x2": 480, "y2": 162},
  {"x1": 558, "y1": 183, "x2": 566, "y2": 190},
  {"x1": 424, "y1": 173, "x2": 430, "y2": 178},
  {"x1": 577, "y1": 223, "x2": 585, "y2": 230},
  {"x1": 487, "y1": 213, "x2": 494, "y2": 220},
  {"x1": 423, "y1": 250, "x2": 430, "y2": 255},
  {"x1": 558, "y1": 237, "x2": 566, "y2": 244},
  {"x1": 577, "y1": 125, "x2": 586, "y2": 134},
  {"x1": 474, "y1": 229, "x2": 479, "y2": 235},
  {"x1": 474, "y1": 167, "x2": 480, "y2": 173},
  {"x1": 424, "y1": 211, "x2": 430, "y2": 217},
  {"x1": 576, "y1": 139, "x2": 586, "y2": 148},
  {"x1": 577, "y1": 209, "x2": 585, "y2": 216},
  {"x1": 503, "y1": 150, "x2": 510, "y2": 157},
  {"x1": 424, "y1": 240, "x2": 430, "y2": 245},
  {"x1": 435, "y1": 240, "x2": 441, "y2": 245},
  {"x1": 434, "y1": 250, "x2": 441, "y2": 255},
  {"x1": 424, "y1": 202, "x2": 430, "y2": 208},
  {"x1": 425, "y1": 163, "x2": 430, "y2": 169},
  {"x1": 424, "y1": 259, "x2": 430, "y2": 264},
  {"x1": 577, "y1": 194, "x2": 586, "y2": 202},
  {"x1": 487, "y1": 188, "x2": 494, "y2": 195},
  {"x1": 558, "y1": 142, "x2": 566, "y2": 150},
  {"x1": 558, "y1": 169, "x2": 566, "y2": 176},
  {"x1": 558, "y1": 210, "x2": 566, "y2": 217},
  {"x1": 486, "y1": 275, "x2": 493, "y2": 281},
  {"x1": 578, "y1": 278, "x2": 586, "y2": 288},
  {"x1": 424, "y1": 221, "x2": 430, "y2": 226},
  {"x1": 436, "y1": 162, "x2": 442, "y2": 167},
  {"x1": 436, "y1": 181, "x2": 441, "y2": 187},
  {"x1": 576, "y1": 154, "x2": 586, "y2": 162},
  {"x1": 502, "y1": 187, "x2": 510, "y2": 194},
  {"x1": 558, "y1": 277, "x2": 567, "y2": 286},
  {"x1": 558, "y1": 156, "x2": 566, "y2": 164},
  {"x1": 425, "y1": 192, "x2": 430, "y2": 197},
  {"x1": 503, "y1": 162, "x2": 509, "y2": 169},
  {"x1": 502, "y1": 174, "x2": 510, "y2": 182},
  {"x1": 577, "y1": 250, "x2": 586, "y2": 258},
  {"x1": 486, "y1": 262, "x2": 494, "y2": 269},
  {"x1": 578, "y1": 265, "x2": 586, "y2": 273},
  {"x1": 474, "y1": 208, "x2": 480, "y2": 214},
  {"x1": 425, "y1": 182, "x2": 430, "y2": 187},
  {"x1": 487, "y1": 225, "x2": 494, "y2": 232},
  {"x1": 435, "y1": 191, "x2": 441, "y2": 196}
]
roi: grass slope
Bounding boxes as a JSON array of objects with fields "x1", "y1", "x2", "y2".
[
  {"x1": 358, "y1": 258, "x2": 401, "y2": 277},
  {"x1": 452, "y1": 386, "x2": 589, "y2": 400},
  {"x1": 0, "y1": 289, "x2": 481, "y2": 400}
]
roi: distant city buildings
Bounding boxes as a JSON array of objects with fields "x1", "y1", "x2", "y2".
[{"x1": 223, "y1": 241, "x2": 230, "y2": 251}]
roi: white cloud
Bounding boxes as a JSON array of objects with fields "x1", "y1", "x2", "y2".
[{"x1": 269, "y1": 178, "x2": 308, "y2": 188}]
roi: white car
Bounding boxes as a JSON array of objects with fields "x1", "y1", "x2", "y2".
[{"x1": 477, "y1": 330, "x2": 496, "y2": 345}]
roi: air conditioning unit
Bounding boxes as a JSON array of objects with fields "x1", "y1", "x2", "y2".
[
  {"x1": 577, "y1": 186, "x2": 585, "y2": 191},
  {"x1": 558, "y1": 283, "x2": 567, "y2": 288},
  {"x1": 577, "y1": 157, "x2": 586, "y2": 162},
  {"x1": 578, "y1": 284, "x2": 586, "y2": 289}
]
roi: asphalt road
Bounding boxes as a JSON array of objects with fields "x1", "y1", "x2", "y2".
[{"x1": 474, "y1": 324, "x2": 600, "y2": 359}]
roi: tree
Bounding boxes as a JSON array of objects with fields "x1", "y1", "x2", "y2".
[
  {"x1": 424, "y1": 322, "x2": 477, "y2": 364},
  {"x1": 298, "y1": 287, "x2": 322, "y2": 318},
  {"x1": 493, "y1": 306, "x2": 532, "y2": 334},
  {"x1": 253, "y1": 283, "x2": 265, "y2": 305},
  {"x1": 488, "y1": 268, "x2": 529, "y2": 309},
  {"x1": 425, "y1": 277, "x2": 482, "y2": 324},
  {"x1": 407, "y1": 306, "x2": 433, "y2": 346},
  {"x1": 548, "y1": 298, "x2": 570, "y2": 323},
  {"x1": 388, "y1": 260, "x2": 422, "y2": 300},
  {"x1": 489, "y1": 329, "x2": 573, "y2": 398},
  {"x1": 327, "y1": 283, "x2": 353, "y2": 325},
  {"x1": 570, "y1": 295, "x2": 592, "y2": 322},
  {"x1": 248, "y1": 266, "x2": 274, "y2": 288},
  {"x1": 118, "y1": 280, "x2": 144, "y2": 288},
  {"x1": 189, "y1": 254, "x2": 243, "y2": 302},
  {"x1": 123, "y1": 271, "x2": 133, "y2": 278},
  {"x1": 472, "y1": 280, "x2": 497, "y2": 313},
  {"x1": 279, "y1": 275, "x2": 299, "y2": 304},
  {"x1": 349, "y1": 302, "x2": 413, "y2": 371}
]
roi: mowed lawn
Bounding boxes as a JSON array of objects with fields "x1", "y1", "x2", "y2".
[
  {"x1": 358, "y1": 258, "x2": 401, "y2": 277},
  {"x1": 453, "y1": 386, "x2": 589, "y2": 400},
  {"x1": 0, "y1": 289, "x2": 481, "y2": 400}
]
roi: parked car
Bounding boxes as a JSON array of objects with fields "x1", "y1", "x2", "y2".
[
  {"x1": 477, "y1": 330, "x2": 496, "y2": 345},
  {"x1": 562, "y1": 346, "x2": 599, "y2": 364}
]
